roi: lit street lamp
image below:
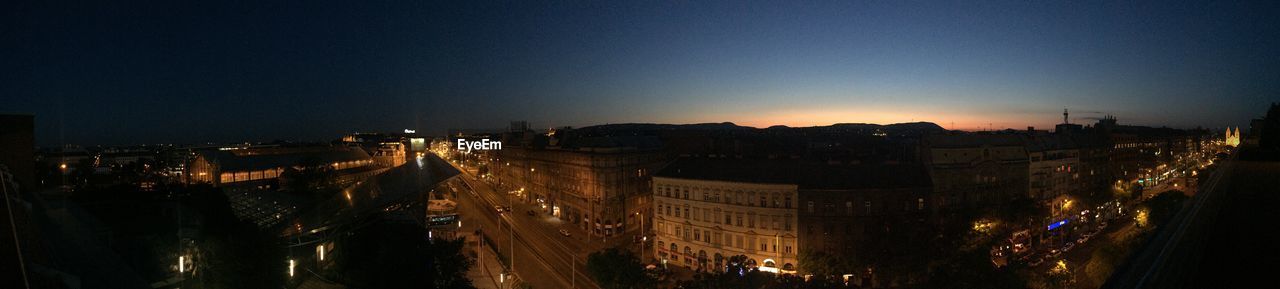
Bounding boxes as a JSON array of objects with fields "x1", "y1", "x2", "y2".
[{"x1": 635, "y1": 212, "x2": 645, "y2": 260}]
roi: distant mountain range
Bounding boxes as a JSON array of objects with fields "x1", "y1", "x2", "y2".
[{"x1": 577, "y1": 121, "x2": 946, "y2": 136}]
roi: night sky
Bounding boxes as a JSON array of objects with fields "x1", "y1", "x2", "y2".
[{"x1": 3, "y1": 0, "x2": 1279, "y2": 146}]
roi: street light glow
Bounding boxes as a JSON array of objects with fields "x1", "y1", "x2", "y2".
[{"x1": 179, "y1": 255, "x2": 185, "y2": 273}]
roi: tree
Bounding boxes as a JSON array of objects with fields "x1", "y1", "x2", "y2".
[
  {"x1": 1145, "y1": 190, "x2": 1188, "y2": 226},
  {"x1": 924, "y1": 249, "x2": 1026, "y2": 289},
  {"x1": 1043, "y1": 260, "x2": 1076, "y2": 289},
  {"x1": 797, "y1": 250, "x2": 841, "y2": 279},
  {"x1": 330, "y1": 221, "x2": 474, "y2": 289},
  {"x1": 676, "y1": 268, "x2": 773, "y2": 289},
  {"x1": 1083, "y1": 242, "x2": 1126, "y2": 286},
  {"x1": 587, "y1": 247, "x2": 656, "y2": 289},
  {"x1": 183, "y1": 185, "x2": 286, "y2": 289}
]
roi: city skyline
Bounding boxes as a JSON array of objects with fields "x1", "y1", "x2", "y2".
[
  {"x1": 4, "y1": 2, "x2": 1279, "y2": 288},
  {"x1": 4, "y1": 1, "x2": 1278, "y2": 145}
]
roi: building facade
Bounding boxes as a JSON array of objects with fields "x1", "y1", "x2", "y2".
[
  {"x1": 1024, "y1": 135, "x2": 1080, "y2": 202},
  {"x1": 922, "y1": 134, "x2": 1030, "y2": 209},
  {"x1": 493, "y1": 143, "x2": 667, "y2": 237},
  {"x1": 795, "y1": 164, "x2": 933, "y2": 258},
  {"x1": 187, "y1": 145, "x2": 380, "y2": 189},
  {"x1": 652, "y1": 160, "x2": 800, "y2": 274},
  {"x1": 0, "y1": 114, "x2": 35, "y2": 192}
]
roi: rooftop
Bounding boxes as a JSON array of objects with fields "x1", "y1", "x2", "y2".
[
  {"x1": 654, "y1": 157, "x2": 931, "y2": 190},
  {"x1": 197, "y1": 146, "x2": 372, "y2": 172}
]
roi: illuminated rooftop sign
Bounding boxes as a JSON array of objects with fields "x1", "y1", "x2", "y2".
[{"x1": 427, "y1": 214, "x2": 459, "y2": 227}]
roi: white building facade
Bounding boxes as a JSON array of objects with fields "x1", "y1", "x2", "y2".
[{"x1": 652, "y1": 176, "x2": 799, "y2": 274}]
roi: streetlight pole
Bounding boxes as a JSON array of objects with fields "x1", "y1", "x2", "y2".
[
  {"x1": 571, "y1": 251, "x2": 576, "y2": 289},
  {"x1": 509, "y1": 190, "x2": 515, "y2": 289},
  {"x1": 636, "y1": 212, "x2": 645, "y2": 260}
]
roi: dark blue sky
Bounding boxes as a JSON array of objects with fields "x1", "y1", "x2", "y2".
[{"x1": 3, "y1": 0, "x2": 1278, "y2": 146}]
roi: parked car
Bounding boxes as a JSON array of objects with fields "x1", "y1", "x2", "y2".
[
  {"x1": 1029, "y1": 258, "x2": 1045, "y2": 267},
  {"x1": 559, "y1": 229, "x2": 571, "y2": 237},
  {"x1": 1078, "y1": 236, "x2": 1091, "y2": 244},
  {"x1": 526, "y1": 210, "x2": 536, "y2": 216},
  {"x1": 1063, "y1": 243, "x2": 1075, "y2": 252}
]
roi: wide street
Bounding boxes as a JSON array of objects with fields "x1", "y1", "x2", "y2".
[
  {"x1": 1102, "y1": 150, "x2": 1235, "y2": 289},
  {"x1": 444, "y1": 156, "x2": 604, "y2": 289}
]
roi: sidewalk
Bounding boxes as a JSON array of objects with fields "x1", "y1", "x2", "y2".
[{"x1": 463, "y1": 223, "x2": 518, "y2": 289}]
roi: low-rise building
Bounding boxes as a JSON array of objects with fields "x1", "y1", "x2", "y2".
[{"x1": 186, "y1": 145, "x2": 380, "y2": 189}]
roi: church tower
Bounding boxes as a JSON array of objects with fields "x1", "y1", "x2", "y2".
[{"x1": 1226, "y1": 127, "x2": 1241, "y2": 147}]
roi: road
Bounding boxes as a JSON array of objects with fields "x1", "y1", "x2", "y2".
[
  {"x1": 446, "y1": 160, "x2": 603, "y2": 289},
  {"x1": 452, "y1": 179, "x2": 569, "y2": 289},
  {"x1": 1102, "y1": 150, "x2": 1236, "y2": 289}
]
